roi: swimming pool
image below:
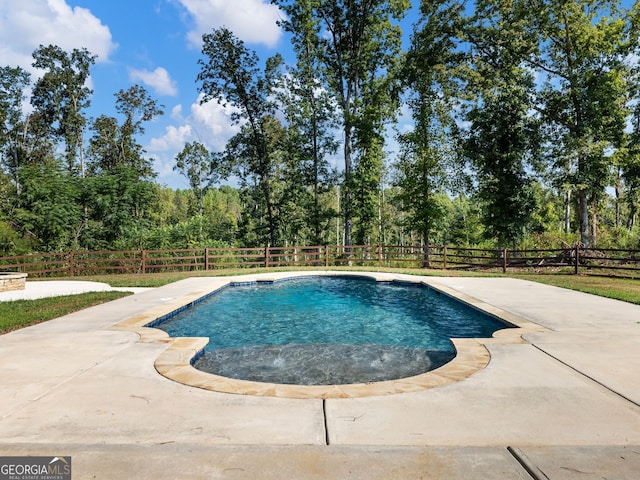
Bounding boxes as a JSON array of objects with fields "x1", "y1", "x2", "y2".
[{"x1": 155, "y1": 276, "x2": 513, "y2": 385}]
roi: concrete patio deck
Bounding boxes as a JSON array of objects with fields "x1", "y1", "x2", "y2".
[{"x1": 0, "y1": 273, "x2": 639, "y2": 479}]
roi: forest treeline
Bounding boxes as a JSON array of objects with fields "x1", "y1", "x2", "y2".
[{"x1": 2, "y1": 0, "x2": 640, "y2": 256}]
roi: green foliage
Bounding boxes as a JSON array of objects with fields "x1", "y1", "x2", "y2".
[
  {"x1": 82, "y1": 166, "x2": 156, "y2": 250},
  {"x1": 30, "y1": 45, "x2": 96, "y2": 174},
  {"x1": 0, "y1": 66, "x2": 30, "y2": 135},
  {"x1": 524, "y1": 0, "x2": 631, "y2": 245},
  {"x1": 198, "y1": 28, "x2": 283, "y2": 246},
  {"x1": 3, "y1": 6, "x2": 640, "y2": 256},
  {"x1": 143, "y1": 187, "x2": 240, "y2": 249},
  {"x1": 272, "y1": 0, "x2": 411, "y2": 246},
  {"x1": 397, "y1": 0, "x2": 467, "y2": 248},
  {"x1": 441, "y1": 195, "x2": 485, "y2": 247},
  {"x1": 14, "y1": 161, "x2": 82, "y2": 251},
  {"x1": 0, "y1": 220, "x2": 32, "y2": 255},
  {"x1": 0, "y1": 66, "x2": 31, "y2": 187},
  {"x1": 458, "y1": 0, "x2": 542, "y2": 249},
  {"x1": 174, "y1": 141, "x2": 226, "y2": 216},
  {"x1": 88, "y1": 85, "x2": 162, "y2": 179},
  {"x1": 463, "y1": 89, "x2": 540, "y2": 247},
  {"x1": 352, "y1": 137, "x2": 384, "y2": 245},
  {"x1": 268, "y1": 8, "x2": 340, "y2": 245},
  {"x1": 394, "y1": 131, "x2": 448, "y2": 246}
]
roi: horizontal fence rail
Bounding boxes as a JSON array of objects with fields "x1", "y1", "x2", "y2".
[{"x1": 0, "y1": 245, "x2": 638, "y2": 279}]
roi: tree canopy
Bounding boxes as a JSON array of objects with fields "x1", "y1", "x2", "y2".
[{"x1": 1, "y1": 1, "x2": 640, "y2": 255}]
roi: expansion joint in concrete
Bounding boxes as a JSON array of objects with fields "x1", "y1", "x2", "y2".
[
  {"x1": 532, "y1": 344, "x2": 640, "y2": 409},
  {"x1": 323, "y1": 399, "x2": 330, "y2": 445},
  {"x1": 507, "y1": 446, "x2": 550, "y2": 480}
]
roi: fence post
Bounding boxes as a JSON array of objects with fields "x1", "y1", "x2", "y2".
[
  {"x1": 141, "y1": 250, "x2": 147, "y2": 274},
  {"x1": 204, "y1": 247, "x2": 210, "y2": 271},
  {"x1": 502, "y1": 248, "x2": 507, "y2": 273},
  {"x1": 265, "y1": 247, "x2": 270, "y2": 268},
  {"x1": 378, "y1": 245, "x2": 383, "y2": 267},
  {"x1": 443, "y1": 246, "x2": 447, "y2": 270},
  {"x1": 325, "y1": 245, "x2": 329, "y2": 268},
  {"x1": 69, "y1": 252, "x2": 74, "y2": 277},
  {"x1": 574, "y1": 244, "x2": 579, "y2": 275}
]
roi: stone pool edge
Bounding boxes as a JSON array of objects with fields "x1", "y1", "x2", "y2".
[{"x1": 110, "y1": 271, "x2": 549, "y2": 399}]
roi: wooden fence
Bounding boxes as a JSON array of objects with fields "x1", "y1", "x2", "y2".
[{"x1": 0, "y1": 244, "x2": 639, "y2": 278}]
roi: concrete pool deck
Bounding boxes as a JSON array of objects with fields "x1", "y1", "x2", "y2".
[{"x1": 0, "y1": 273, "x2": 639, "y2": 479}]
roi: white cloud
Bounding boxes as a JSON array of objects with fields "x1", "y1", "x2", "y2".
[
  {"x1": 148, "y1": 124, "x2": 193, "y2": 152},
  {"x1": 149, "y1": 94, "x2": 241, "y2": 153},
  {"x1": 189, "y1": 94, "x2": 242, "y2": 148},
  {"x1": 171, "y1": 104, "x2": 183, "y2": 120},
  {"x1": 129, "y1": 67, "x2": 178, "y2": 96},
  {"x1": 0, "y1": 0, "x2": 116, "y2": 71},
  {"x1": 147, "y1": 95, "x2": 242, "y2": 187},
  {"x1": 176, "y1": 0, "x2": 283, "y2": 48}
]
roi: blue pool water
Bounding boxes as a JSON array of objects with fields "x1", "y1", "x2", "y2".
[{"x1": 156, "y1": 276, "x2": 511, "y2": 385}]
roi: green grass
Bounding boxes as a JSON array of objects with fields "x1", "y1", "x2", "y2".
[
  {"x1": 7, "y1": 268, "x2": 639, "y2": 335},
  {"x1": 27, "y1": 272, "x2": 200, "y2": 287},
  {"x1": 509, "y1": 273, "x2": 640, "y2": 305},
  {"x1": 0, "y1": 291, "x2": 132, "y2": 334}
]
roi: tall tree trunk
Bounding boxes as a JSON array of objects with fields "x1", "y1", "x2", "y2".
[
  {"x1": 578, "y1": 189, "x2": 590, "y2": 245},
  {"x1": 615, "y1": 168, "x2": 621, "y2": 229},
  {"x1": 343, "y1": 123, "x2": 352, "y2": 247},
  {"x1": 312, "y1": 127, "x2": 320, "y2": 244},
  {"x1": 422, "y1": 232, "x2": 431, "y2": 268},
  {"x1": 263, "y1": 181, "x2": 277, "y2": 247},
  {"x1": 591, "y1": 200, "x2": 597, "y2": 247},
  {"x1": 378, "y1": 184, "x2": 385, "y2": 245},
  {"x1": 564, "y1": 189, "x2": 571, "y2": 234}
]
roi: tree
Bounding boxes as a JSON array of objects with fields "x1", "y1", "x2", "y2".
[
  {"x1": 197, "y1": 27, "x2": 282, "y2": 246},
  {"x1": 525, "y1": 0, "x2": 630, "y2": 245},
  {"x1": 394, "y1": 0, "x2": 466, "y2": 260},
  {"x1": 87, "y1": 85, "x2": 162, "y2": 177},
  {"x1": 395, "y1": 131, "x2": 447, "y2": 259},
  {"x1": 442, "y1": 194, "x2": 485, "y2": 246},
  {"x1": 351, "y1": 136, "x2": 384, "y2": 245},
  {"x1": 464, "y1": 91, "x2": 540, "y2": 248},
  {"x1": 0, "y1": 66, "x2": 31, "y2": 193},
  {"x1": 273, "y1": 3, "x2": 340, "y2": 245},
  {"x1": 13, "y1": 160, "x2": 82, "y2": 251},
  {"x1": 87, "y1": 115, "x2": 119, "y2": 173},
  {"x1": 83, "y1": 85, "x2": 162, "y2": 249},
  {"x1": 114, "y1": 85, "x2": 163, "y2": 179},
  {"x1": 461, "y1": 0, "x2": 541, "y2": 248},
  {"x1": 82, "y1": 165, "x2": 156, "y2": 249},
  {"x1": 620, "y1": 3, "x2": 640, "y2": 232},
  {"x1": 30, "y1": 45, "x2": 96, "y2": 175},
  {"x1": 174, "y1": 141, "x2": 224, "y2": 217},
  {"x1": 272, "y1": 0, "x2": 411, "y2": 246},
  {"x1": 621, "y1": 100, "x2": 640, "y2": 230},
  {"x1": 224, "y1": 115, "x2": 288, "y2": 246}
]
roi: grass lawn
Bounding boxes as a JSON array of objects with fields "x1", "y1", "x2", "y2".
[
  {"x1": 0, "y1": 291, "x2": 132, "y2": 334},
  {"x1": 509, "y1": 273, "x2": 640, "y2": 305},
  {"x1": 3, "y1": 268, "x2": 638, "y2": 334}
]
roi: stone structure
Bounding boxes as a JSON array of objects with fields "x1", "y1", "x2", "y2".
[{"x1": 0, "y1": 272, "x2": 27, "y2": 292}]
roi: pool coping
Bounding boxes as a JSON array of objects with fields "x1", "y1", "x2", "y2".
[{"x1": 111, "y1": 271, "x2": 549, "y2": 399}]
